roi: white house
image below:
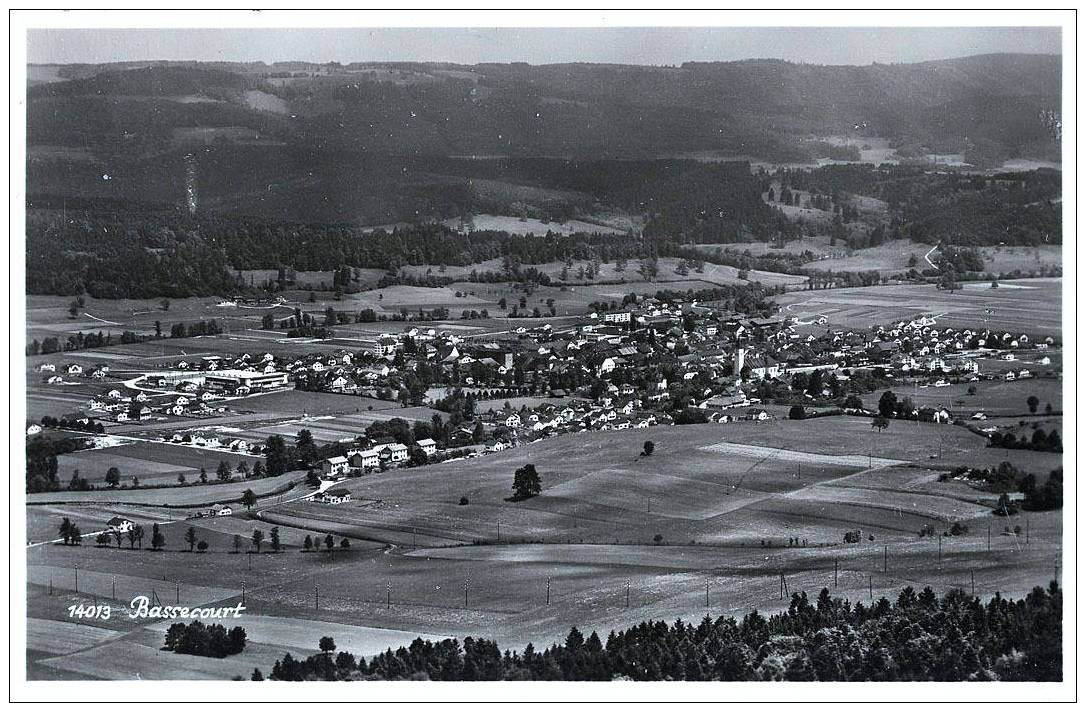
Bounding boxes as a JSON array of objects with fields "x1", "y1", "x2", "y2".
[
  {"x1": 380, "y1": 443, "x2": 409, "y2": 464},
  {"x1": 320, "y1": 456, "x2": 349, "y2": 476},
  {"x1": 106, "y1": 516, "x2": 134, "y2": 533},
  {"x1": 416, "y1": 438, "x2": 438, "y2": 456},
  {"x1": 320, "y1": 488, "x2": 352, "y2": 504},
  {"x1": 348, "y1": 448, "x2": 381, "y2": 470}
]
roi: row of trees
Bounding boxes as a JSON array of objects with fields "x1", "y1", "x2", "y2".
[{"x1": 266, "y1": 583, "x2": 1062, "y2": 681}]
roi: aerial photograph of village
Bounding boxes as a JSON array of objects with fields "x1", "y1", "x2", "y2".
[{"x1": 15, "y1": 12, "x2": 1071, "y2": 695}]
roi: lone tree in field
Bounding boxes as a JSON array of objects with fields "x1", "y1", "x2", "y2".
[
  {"x1": 1027, "y1": 395, "x2": 1040, "y2": 414},
  {"x1": 324, "y1": 534, "x2": 334, "y2": 551},
  {"x1": 642, "y1": 441, "x2": 655, "y2": 457},
  {"x1": 58, "y1": 517, "x2": 76, "y2": 545},
  {"x1": 151, "y1": 523, "x2": 165, "y2": 551},
  {"x1": 319, "y1": 637, "x2": 336, "y2": 655},
  {"x1": 303, "y1": 535, "x2": 313, "y2": 551},
  {"x1": 185, "y1": 526, "x2": 198, "y2": 551},
  {"x1": 878, "y1": 391, "x2": 898, "y2": 418},
  {"x1": 199, "y1": 468, "x2": 208, "y2": 484},
  {"x1": 232, "y1": 534, "x2": 243, "y2": 554},
  {"x1": 241, "y1": 489, "x2": 257, "y2": 513},
  {"x1": 251, "y1": 529, "x2": 265, "y2": 553},
  {"x1": 105, "y1": 466, "x2": 122, "y2": 488},
  {"x1": 872, "y1": 416, "x2": 891, "y2": 433},
  {"x1": 270, "y1": 527, "x2": 281, "y2": 553},
  {"x1": 340, "y1": 538, "x2": 351, "y2": 550},
  {"x1": 133, "y1": 524, "x2": 145, "y2": 549},
  {"x1": 216, "y1": 461, "x2": 232, "y2": 482},
  {"x1": 511, "y1": 464, "x2": 542, "y2": 501}
]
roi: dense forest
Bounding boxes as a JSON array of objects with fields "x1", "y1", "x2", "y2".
[{"x1": 265, "y1": 582, "x2": 1062, "y2": 681}]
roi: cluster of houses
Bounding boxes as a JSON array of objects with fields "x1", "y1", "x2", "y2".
[
  {"x1": 85, "y1": 388, "x2": 225, "y2": 424},
  {"x1": 317, "y1": 437, "x2": 413, "y2": 478},
  {"x1": 39, "y1": 362, "x2": 109, "y2": 384}
]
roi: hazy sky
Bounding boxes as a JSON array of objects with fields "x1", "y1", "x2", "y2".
[{"x1": 28, "y1": 26, "x2": 1061, "y2": 66}]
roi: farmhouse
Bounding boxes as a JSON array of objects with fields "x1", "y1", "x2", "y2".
[
  {"x1": 320, "y1": 455, "x2": 350, "y2": 476},
  {"x1": 416, "y1": 438, "x2": 438, "y2": 456},
  {"x1": 380, "y1": 443, "x2": 409, "y2": 464},
  {"x1": 106, "y1": 516, "x2": 134, "y2": 533},
  {"x1": 320, "y1": 487, "x2": 352, "y2": 504},
  {"x1": 348, "y1": 448, "x2": 381, "y2": 470}
]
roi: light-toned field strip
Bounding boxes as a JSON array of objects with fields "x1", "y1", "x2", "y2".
[
  {"x1": 700, "y1": 442, "x2": 904, "y2": 468},
  {"x1": 143, "y1": 614, "x2": 448, "y2": 657},
  {"x1": 26, "y1": 617, "x2": 123, "y2": 655}
]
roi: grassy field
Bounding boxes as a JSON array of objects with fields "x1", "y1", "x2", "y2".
[
  {"x1": 861, "y1": 378, "x2": 1062, "y2": 417},
  {"x1": 776, "y1": 278, "x2": 1062, "y2": 335},
  {"x1": 56, "y1": 441, "x2": 257, "y2": 485},
  {"x1": 27, "y1": 470, "x2": 308, "y2": 508},
  {"x1": 26, "y1": 413, "x2": 1062, "y2": 678}
]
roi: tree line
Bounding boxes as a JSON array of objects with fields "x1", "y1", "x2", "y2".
[{"x1": 264, "y1": 582, "x2": 1061, "y2": 681}]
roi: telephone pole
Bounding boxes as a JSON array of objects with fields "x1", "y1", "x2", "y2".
[
  {"x1": 625, "y1": 579, "x2": 630, "y2": 608},
  {"x1": 546, "y1": 577, "x2": 551, "y2": 605},
  {"x1": 834, "y1": 557, "x2": 838, "y2": 588}
]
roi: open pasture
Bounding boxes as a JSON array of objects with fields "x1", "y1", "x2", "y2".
[
  {"x1": 776, "y1": 278, "x2": 1061, "y2": 335},
  {"x1": 262, "y1": 417, "x2": 1005, "y2": 547},
  {"x1": 55, "y1": 440, "x2": 255, "y2": 485},
  {"x1": 861, "y1": 377, "x2": 1062, "y2": 417},
  {"x1": 27, "y1": 414, "x2": 1062, "y2": 677},
  {"x1": 27, "y1": 470, "x2": 308, "y2": 507}
]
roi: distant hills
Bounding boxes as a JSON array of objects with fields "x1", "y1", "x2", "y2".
[{"x1": 26, "y1": 54, "x2": 1061, "y2": 224}]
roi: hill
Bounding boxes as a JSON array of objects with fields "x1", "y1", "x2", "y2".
[{"x1": 26, "y1": 55, "x2": 1061, "y2": 224}]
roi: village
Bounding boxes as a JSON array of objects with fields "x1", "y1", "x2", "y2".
[{"x1": 30, "y1": 290, "x2": 1061, "y2": 502}]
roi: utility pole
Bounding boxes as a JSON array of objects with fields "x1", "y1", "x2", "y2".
[
  {"x1": 75, "y1": 566, "x2": 79, "y2": 594},
  {"x1": 938, "y1": 533, "x2": 942, "y2": 560},
  {"x1": 497, "y1": 516, "x2": 501, "y2": 544},
  {"x1": 625, "y1": 579, "x2": 630, "y2": 608},
  {"x1": 176, "y1": 583, "x2": 180, "y2": 604},
  {"x1": 464, "y1": 579, "x2": 469, "y2": 608},
  {"x1": 315, "y1": 585, "x2": 319, "y2": 611},
  {"x1": 387, "y1": 581, "x2": 391, "y2": 609},
  {"x1": 868, "y1": 575, "x2": 873, "y2": 603},
  {"x1": 970, "y1": 569, "x2": 975, "y2": 596},
  {"x1": 705, "y1": 577, "x2": 710, "y2": 609},
  {"x1": 1025, "y1": 517, "x2": 1029, "y2": 545},
  {"x1": 987, "y1": 525, "x2": 991, "y2": 553},
  {"x1": 834, "y1": 557, "x2": 838, "y2": 588},
  {"x1": 546, "y1": 577, "x2": 551, "y2": 606},
  {"x1": 112, "y1": 578, "x2": 116, "y2": 601},
  {"x1": 883, "y1": 545, "x2": 888, "y2": 572}
]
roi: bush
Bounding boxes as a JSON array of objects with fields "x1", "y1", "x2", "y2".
[{"x1": 459, "y1": 496, "x2": 470, "y2": 506}]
